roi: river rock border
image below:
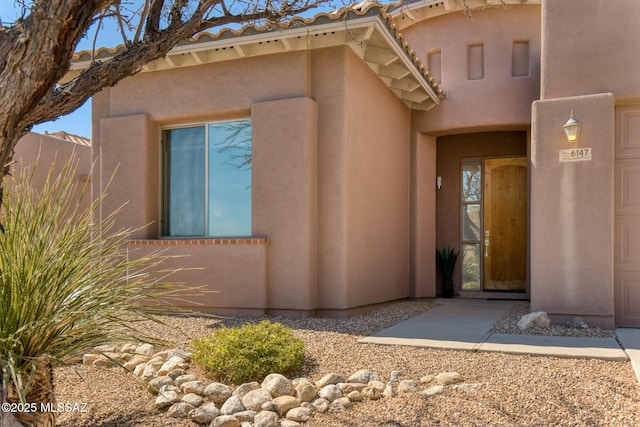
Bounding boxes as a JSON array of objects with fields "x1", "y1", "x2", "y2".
[{"x1": 83, "y1": 344, "x2": 483, "y2": 427}]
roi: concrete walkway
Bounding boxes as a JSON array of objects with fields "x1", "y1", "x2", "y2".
[{"x1": 359, "y1": 299, "x2": 640, "y2": 383}]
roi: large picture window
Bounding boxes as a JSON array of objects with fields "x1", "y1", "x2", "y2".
[{"x1": 162, "y1": 120, "x2": 252, "y2": 237}]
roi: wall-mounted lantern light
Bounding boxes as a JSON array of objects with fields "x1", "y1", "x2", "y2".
[
  {"x1": 562, "y1": 111, "x2": 581, "y2": 143},
  {"x1": 436, "y1": 176, "x2": 442, "y2": 190}
]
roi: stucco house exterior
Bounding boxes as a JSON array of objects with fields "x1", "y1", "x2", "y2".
[{"x1": 64, "y1": 0, "x2": 640, "y2": 328}]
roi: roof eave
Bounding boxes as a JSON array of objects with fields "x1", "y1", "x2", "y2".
[{"x1": 66, "y1": 4, "x2": 443, "y2": 111}]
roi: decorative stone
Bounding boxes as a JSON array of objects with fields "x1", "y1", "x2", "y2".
[
  {"x1": 148, "y1": 376, "x2": 174, "y2": 394},
  {"x1": 136, "y1": 343, "x2": 156, "y2": 356},
  {"x1": 272, "y1": 395, "x2": 300, "y2": 416},
  {"x1": 280, "y1": 420, "x2": 301, "y2": 427},
  {"x1": 141, "y1": 364, "x2": 157, "y2": 382},
  {"x1": 159, "y1": 384, "x2": 180, "y2": 394},
  {"x1": 94, "y1": 344, "x2": 116, "y2": 352},
  {"x1": 233, "y1": 382, "x2": 262, "y2": 399},
  {"x1": 337, "y1": 382, "x2": 366, "y2": 394},
  {"x1": 121, "y1": 343, "x2": 138, "y2": 353},
  {"x1": 262, "y1": 373, "x2": 294, "y2": 397},
  {"x1": 147, "y1": 355, "x2": 165, "y2": 367},
  {"x1": 398, "y1": 380, "x2": 420, "y2": 393},
  {"x1": 434, "y1": 372, "x2": 463, "y2": 386},
  {"x1": 318, "y1": 384, "x2": 343, "y2": 401},
  {"x1": 241, "y1": 388, "x2": 273, "y2": 411},
  {"x1": 310, "y1": 398, "x2": 330, "y2": 413},
  {"x1": 155, "y1": 390, "x2": 181, "y2": 409},
  {"x1": 254, "y1": 410, "x2": 279, "y2": 427},
  {"x1": 315, "y1": 373, "x2": 345, "y2": 388},
  {"x1": 421, "y1": 385, "x2": 445, "y2": 396},
  {"x1": 567, "y1": 317, "x2": 589, "y2": 329},
  {"x1": 346, "y1": 390, "x2": 364, "y2": 402},
  {"x1": 234, "y1": 410, "x2": 258, "y2": 422},
  {"x1": 261, "y1": 401, "x2": 274, "y2": 412},
  {"x1": 157, "y1": 361, "x2": 179, "y2": 376},
  {"x1": 390, "y1": 371, "x2": 403, "y2": 381},
  {"x1": 453, "y1": 383, "x2": 484, "y2": 392},
  {"x1": 382, "y1": 384, "x2": 396, "y2": 398},
  {"x1": 133, "y1": 363, "x2": 147, "y2": 377},
  {"x1": 211, "y1": 415, "x2": 241, "y2": 427},
  {"x1": 330, "y1": 397, "x2": 353, "y2": 411},
  {"x1": 517, "y1": 311, "x2": 551, "y2": 330},
  {"x1": 367, "y1": 380, "x2": 386, "y2": 391},
  {"x1": 182, "y1": 392, "x2": 204, "y2": 407},
  {"x1": 82, "y1": 354, "x2": 100, "y2": 366},
  {"x1": 92, "y1": 357, "x2": 117, "y2": 368},
  {"x1": 420, "y1": 375, "x2": 435, "y2": 384},
  {"x1": 205, "y1": 382, "x2": 233, "y2": 404},
  {"x1": 174, "y1": 374, "x2": 198, "y2": 388},
  {"x1": 221, "y1": 395, "x2": 245, "y2": 415},
  {"x1": 167, "y1": 402, "x2": 195, "y2": 418},
  {"x1": 362, "y1": 387, "x2": 382, "y2": 400},
  {"x1": 168, "y1": 348, "x2": 191, "y2": 362},
  {"x1": 181, "y1": 380, "x2": 206, "y2": 395},
  {"x1": 286, "y1": 407, "x2": 313, "y2": 423},
  {"x1": 188, "y1": 402, "x2": 220, "y2": 423},
  {"x1": 293, "y1": 378, "x2": 317, "y2": 402},
  {"x1": 152, "y1": 350, "x2": 170, "y2": 359},
  {"x1": 347, "y1": 369, "x2": 379, "y2": 384},
  {"x1": 123, "y1": 354, "x2": 151, "y2": 371},
  {"x1": 168, "y1": 368, "x2": 188, "y2": 380}
]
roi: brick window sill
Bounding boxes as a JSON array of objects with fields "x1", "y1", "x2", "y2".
[{"x1": 125, "y1": 237, "x2": 268, "y2": 246}]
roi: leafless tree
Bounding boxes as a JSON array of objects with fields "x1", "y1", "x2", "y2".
[{"x1": 0, "y1": 0, "x2": 330, "y2": 211}]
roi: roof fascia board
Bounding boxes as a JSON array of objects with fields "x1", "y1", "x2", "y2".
[{"x1": 369, "y1": 19, "x2": 439, "y2": 105}]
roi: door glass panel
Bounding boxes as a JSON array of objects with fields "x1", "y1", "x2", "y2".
[
  {"x1": 462, "y1": 244, "x2": 481, "y2": 290},
  {"x1": 462, "y1": 159, "x2": 481, "y2": 202},
  {"x1": 462, "y1": 204, "x2": 481, "y2": 241}
]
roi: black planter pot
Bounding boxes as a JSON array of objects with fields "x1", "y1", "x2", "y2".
[{"x1": 442, "y1": 281, "x2": 454, "y2": 298}]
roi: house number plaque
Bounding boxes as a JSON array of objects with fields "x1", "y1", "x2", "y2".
[{"x1": 559, "y1": 147, "x2": 592, "y2": 162}]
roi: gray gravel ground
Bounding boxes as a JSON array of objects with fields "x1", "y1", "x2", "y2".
[{"x1": 54, "y1": 299, "x2": 640, "y2": 427}]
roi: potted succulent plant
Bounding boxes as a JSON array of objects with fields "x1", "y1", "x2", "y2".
[{"x1": 436, "y1": 246, "x2": 459, "y2": 298}]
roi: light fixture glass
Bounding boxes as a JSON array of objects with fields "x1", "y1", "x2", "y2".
[{"x1": 563, "y1": 111, "x2": 581, "y2": 143}]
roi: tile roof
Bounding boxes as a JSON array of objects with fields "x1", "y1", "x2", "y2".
[
  {"x1": 68, "y1": 1, "x2": 444, "y2": 111},
  {"x1": 43, "y1": 130, "x2": 91, "y2": 146}
]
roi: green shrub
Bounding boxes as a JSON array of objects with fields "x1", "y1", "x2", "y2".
[{"x1": 191, "y1": 320, "x2": 305, "y2": 383}]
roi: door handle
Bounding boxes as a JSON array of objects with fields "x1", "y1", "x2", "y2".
[{"x1": 484, "y1": 230, "x2": 490, "y2": 257}]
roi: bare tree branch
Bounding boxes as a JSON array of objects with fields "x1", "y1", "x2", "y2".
[{"x1": 0, "y1": 0, "x2": 331, "y2": 214}]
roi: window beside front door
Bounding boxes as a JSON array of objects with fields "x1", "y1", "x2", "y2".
[
  {"x1": 161, "y1": 119, "x2": 252, "y2": 237},
  {"x1": 461, "y1": 158, "x2": 482, "y2": 291}
]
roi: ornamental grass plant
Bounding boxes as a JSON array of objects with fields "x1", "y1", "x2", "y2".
[{"x1": 0, "y1": 157, "x2": 194, "y2": 426}]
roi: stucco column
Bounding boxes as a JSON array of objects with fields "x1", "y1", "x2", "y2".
[
  {"x1": 99, "y1": 113, "x2": 158, "y2": 237},
  {"x1": 530, "y1": 93, "x2": 614, "y2": 327},
  {"x1": 411, "y1": 133, "x2": 437, "y2": 298},
  {"x1": 252, "y1": 97, "x2": 318, "y2": 312}
]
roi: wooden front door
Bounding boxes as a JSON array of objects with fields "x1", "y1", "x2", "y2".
[{"x1": 483, "y1": 157, "x2": 527, "y2": 291}]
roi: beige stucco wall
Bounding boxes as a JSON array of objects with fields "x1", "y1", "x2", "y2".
[
  {"x1": 252, "y1": 97, "x2": 318, "y2": 312},
  {"x1": 342, "y1": 48, "x2": 412, "y2": 308},
  {"x1": 13, "y1": 132, "x2": 92, "y2": 213},
  {"x1": 404, "y1": 5, "x2": 541, "y2": 134},
  {"x1": 311, "y1": 46, "x2": 413, "y2": 310},
  {"x1": 541, "y1": 0, "x2": 640, "y2": 101},
  {"x1": 530, "y1": 93, "x2": 615, "y2": 326}
]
